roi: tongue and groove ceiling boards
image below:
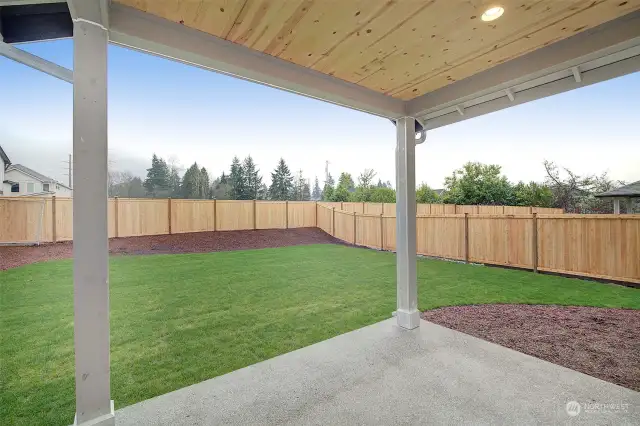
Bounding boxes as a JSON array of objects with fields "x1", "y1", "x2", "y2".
[{"x1": 115, "y1": 0, "x2": 640, "y2": 100}]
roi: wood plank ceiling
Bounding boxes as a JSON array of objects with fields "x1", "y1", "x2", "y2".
[{"x1": 115, "y1": 0, "x2": 640, "y2": 100}]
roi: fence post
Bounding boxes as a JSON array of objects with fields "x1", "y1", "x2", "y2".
[
  {"x1": 114, "y1": 196, "x2": 119, "y2": 238},
  {"x1": 332, "y1": 207, "x2": 335, "y2": 236},
  {"x1": 532, "y1": 213, "x2": 538, "y2": 273},
  {"x1": 380, "y1": 213, "x2": 384, "y2": 250},
  {"x1": 253, "y1": 199, "x2": 257, "y2": 230},
  {"x1": 285, "y1": 201, "x2": 289, "y2": 229},
  {"x1": 213, "y1": 199, "x2": 217, "y2": 232},
  {"x1": 168, "y1": 197, "x2": 172, "y2": 234},
  {"x1": 353, "y1": 211, "x2": 357, "y2": 245},
  {"x1": 340, "y1": 201, "x2": 343, "y2": 211},
  {"x1": 315, "y1": 201, "x2": 318, "y2": 227},
  {"x1": 362, "y1": 201, "x2": 365, "y2": 214},
  {"x1": 52, "y1": 196, "x2": 57, "y2": 243},
  {"x1": 464, "y1": 213, "x2": 469, "y2": 263}
]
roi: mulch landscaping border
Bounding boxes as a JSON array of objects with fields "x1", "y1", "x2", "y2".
[{"x1": 422, "y1": 304, "x2": 640, "y2": 391}]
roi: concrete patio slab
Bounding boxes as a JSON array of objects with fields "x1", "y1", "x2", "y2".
[{"x1": 116, "y1": 319, "x2": 639, "y2": 425}]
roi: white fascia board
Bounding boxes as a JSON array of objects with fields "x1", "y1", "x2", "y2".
[
  {"x1": 407, "y1": 11, "x2": 640, "y2": 119},
  {"x1": 422, "y1": 53, "x2": 640, "y2": 130},
  {"x1": 0, "y1": 40, "x2": 73, "y2": 83},
  {"x1": 108, "y1": 3, "x2": 405, "y2": 119}
]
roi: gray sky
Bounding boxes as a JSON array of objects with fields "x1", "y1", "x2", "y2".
[{"x1": 1, "y1": 40, "x2": 638, "y2": 189}]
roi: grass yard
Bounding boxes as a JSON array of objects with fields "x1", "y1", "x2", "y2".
[{"x1": 1, "y1": 244, "x2": 638, "y2": 425}]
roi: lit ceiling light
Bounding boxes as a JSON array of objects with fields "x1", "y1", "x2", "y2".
[{"x1": 481, "y1": 6, "x2": 504, "y2": 22}]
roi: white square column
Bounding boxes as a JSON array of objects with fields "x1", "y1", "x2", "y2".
[
  {"x1": 72, "y1": 18, "x2": 114, "y2": 426},
  {"x1": 395, "y1": 117, "x2": 420, "y2": 330}
]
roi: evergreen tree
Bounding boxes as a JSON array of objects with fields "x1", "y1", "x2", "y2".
[
  {"x1": 268, "y1": 158, "x2": 294, "y2": 200},
  {"x1": 311, "y1": 176, "x2": 322, "y2": 200},
  {"x1": 143, "y1": 154, "x2": 171, "y2": 196},
  {"x1": 181, "y1": 163, "x2": 202, "y2": 199},
  {"x1": 258, "y1": 183, "x2": 268, "y2": 200},
  {"x1": 228, "y1": 156, "x2": 246, "y2": 200},
  {"x1": 323, "y1": 173, "x2": 335, "y2": 201},
  {"x1": 169, "y1": 167, "x2": 181, "y2": 197},
  {"x1": 302, "y1": 181, "x2": 311, "y2": 201},
  {"x1": 200, "y1": 167, "x2": 210, "y2": 199},
  {"x1": 243, "y1": 156, "x2": 262, "y2": 200},
  {"x1": 337, "y1": 172, "x2": 355, "y2": 193}
]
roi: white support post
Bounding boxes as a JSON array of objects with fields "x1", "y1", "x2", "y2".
[
  {"x1": 72, "y1": 16, "x2": 114, "y2": 426},
  {"x1": 395, "y1": 117, "x2": 419, "y2": 330},
  {"x1": 613, "y1": 199, "x2": 621, "y2": 214}
]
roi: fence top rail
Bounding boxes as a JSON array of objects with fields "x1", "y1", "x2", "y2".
[
  {"x1": 417, "y1": 214, "x2": 466, "y2": 219},
  {"x1": 467, "y1": 214, "x2": 535, "y2": 219},
  {"x1": 537, "y1": 214, "x2": 640, "y2": 219}
]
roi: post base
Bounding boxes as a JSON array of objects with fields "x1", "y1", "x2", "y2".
[
  {"x1": 396, "y1": 309, "x2": 420, "y2": 330},
  {"x1": 73, "y1": 401, "x2": 115, "y2": 426}
]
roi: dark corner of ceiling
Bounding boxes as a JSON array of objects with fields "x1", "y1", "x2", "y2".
[{"x1": 0, "y1": 2, "x2": 72, "y2": 44}]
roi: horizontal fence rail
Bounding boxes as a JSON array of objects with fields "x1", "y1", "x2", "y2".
[{"x1": 5, "y1": 198, "x2": 637, "y2": 283}]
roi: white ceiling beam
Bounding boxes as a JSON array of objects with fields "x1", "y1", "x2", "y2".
[
  {"x1": 108, "y1": 3, "x2": 405, "y2": 119},
  {"x1": 0, "y1": 40, "x2": 72, "y2": 83},
  {"x1": 406, "y1": 11, "x2": 640, "y2": 119},
  {"x1": 571, "y1": 66, "x2": 582, "y2": 83},
  {"x1": 505, "y1": 89, "x2": 515, "y2": 102},
  {"x1": 422, "y1": 53, "x2": 640, "y2": 130}
]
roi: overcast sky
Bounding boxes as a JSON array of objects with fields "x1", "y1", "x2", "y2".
[{"x1": 1, "y1": 39, "x2": 638, "y2": 189}]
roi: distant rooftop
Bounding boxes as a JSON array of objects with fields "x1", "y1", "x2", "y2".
[
  {"x1": 0, "y1": 145, "x2": 10, "y2": 167},
  {"x1": 6, "y1": 164, "x2": 71, "y2": 189},
  {"x1": 595, "y1": 180, "x2": 640, "y2": 198}
]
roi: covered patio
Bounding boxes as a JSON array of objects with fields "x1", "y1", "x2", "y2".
[{"x1": 1, "y1": 1, "x2": 639, "y2": 424}]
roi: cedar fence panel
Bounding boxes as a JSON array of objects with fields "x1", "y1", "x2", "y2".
[
  {"x1": 356, "y1": 214, "x2": 383, "y2": 249},
  {"x1": 416, "y1": 215, "x2": 466, "y2": 260},
  {"x1": 334, "y1": 210, "x2": 355, "y2": 243},
  {"x1": 287, "y1": 201, "x2": 316, "y2": 228},
  {"x1": 537, "y1": 215, "x2": 640, "y2": 283},
  {"x1": 0, "y1": 197, "x2": 50, "y2": 243},
  {"x1": 468, "y1": 215, "x2": 534, "y2": 269},
  {"x1": 256, "y1": 201, "x2": 287, "y2": 229},
  {"x1": 316, "y1": 204, "x2": 332, "y2": 234},
  {"x1": 171, "y1": 199, "x2": 216, "y2": 234},
  {"x1": 117, "y1": 198, "x2": 169, "y2": 237},
  {"x1": 364, "y1": 203, "x2": 383, "y2": 215},
  {"x1": 215, "y1": 200, "x2": 253, "y2": 231},
  {"x1": 342, "y1": 202, "x2": 364, "y2": 214}
]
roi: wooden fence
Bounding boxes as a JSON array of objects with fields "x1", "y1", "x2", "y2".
[
  {"x1": 0, "y1": 197, "x2": 318, "y2": 243},
  {"x1": 316, "y1": 204, "x2": 640, "y2": 284},
  {"x1": 5, "y1": 197, "x2": 635, "y2": 283}
]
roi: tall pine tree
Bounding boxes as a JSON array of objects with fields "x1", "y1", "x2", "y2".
[
  {"x1": 181, "y1": 163, "x2": 202, "y2": 199},
  {"x1": 323, "y1": 173, "x2": 335, "y2": 201},
  {"x1": 228, "y1": 156, "x2": 246, "y2": 200},
  {"x1": 143, "y1": 154, "x2": 170, "y2": 197},
  {"x1": 268, "y1": 158, "x2": 294, "y2": 200},
  {"x1": 199, "y1": 167, "x2": 210, "y2": 199},
  {"x1": 311, "y1": 176, "x2": 322, "y2": 200},
  {"x1": 243, "y1": 156, "x2": 262, "y2": 200}
]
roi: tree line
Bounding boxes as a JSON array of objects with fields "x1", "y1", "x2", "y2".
[{"x1": 108, "y1": 156, "x2": 625, "y2": 213}]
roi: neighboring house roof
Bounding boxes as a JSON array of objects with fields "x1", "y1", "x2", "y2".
[
  {"x1": 0, "y1": 145, "x2": 10, "y2": 167},
  {"x1": 433, "y1": 188, "x2": 445, "y2": 196},
  {"x1": 595, "y1": 180, "x2": 640, "y2": 198},
  {"x1": 5, "y1": 164, "x2": 72, "y2": 190}
]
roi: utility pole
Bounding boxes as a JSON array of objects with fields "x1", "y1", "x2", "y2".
[
  {"x1": 68, "y1": 153, "x2": 72, "y2": 188},
  {"x1": 62, "y1": 154, "x2": 73, "y2": 188}
]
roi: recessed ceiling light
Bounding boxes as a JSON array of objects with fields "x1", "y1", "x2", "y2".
[{"x1": 481, "y1": 6, "x2": 504, "y2": 22}]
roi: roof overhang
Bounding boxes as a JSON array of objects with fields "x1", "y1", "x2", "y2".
[{"x1": 1, "y1": 1, "x2": 639, "y2": 128}]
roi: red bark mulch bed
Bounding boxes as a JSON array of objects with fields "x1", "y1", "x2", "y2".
[
  {"x1": 422, "y1": 304, "x2": 640, "y2": 391},
  {"x1": 0, "y1": 228, "x2": 342, "y2": 270}
]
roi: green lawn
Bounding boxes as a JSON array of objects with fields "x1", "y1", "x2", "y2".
[{"x1": 1, "y1": 244, "x2": 638, "y2": 425}]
